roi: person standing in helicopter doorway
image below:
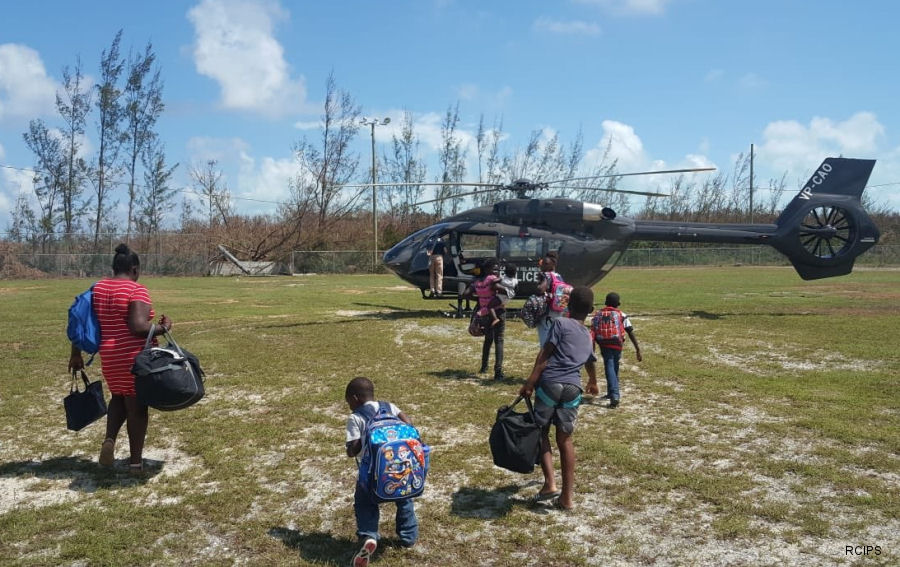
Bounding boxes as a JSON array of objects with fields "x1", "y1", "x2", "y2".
[{"x1": 426, "y1": 236, "x2": 446, "y2": 298}]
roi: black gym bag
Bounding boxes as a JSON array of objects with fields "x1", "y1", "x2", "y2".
[
  {"x1": 132, "y1": 326, "x2": 205, "y2": 411},
  {"x1": 489, "y1": 395, "x2": 542, "y2": 474}
]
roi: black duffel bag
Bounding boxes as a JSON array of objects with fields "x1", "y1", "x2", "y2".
[
  {"x1": 489, "y1": 395, "x2": 542, "y2": 474},
  {"x1": 132, "y1": 325, "x2": 205, "y2": 411}
]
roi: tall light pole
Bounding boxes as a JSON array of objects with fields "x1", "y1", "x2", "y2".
[{"x1": 360, "y1": 116, "x2": 391, "y2": 272}]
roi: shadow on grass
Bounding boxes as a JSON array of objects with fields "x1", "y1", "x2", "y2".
[
  {"x1": 686, "y1": 309, "x2": 820, "y2": 320},
  {"x1": 426, "y1": 368, "x2": 519, "y2": 386},
  {"x1": 268, "y1": 527, "x2": 353, "y2": 566},
  {"x1": 690, "y1": 310, "x2": 724, "y2": 320},
  {"x1": 259, "y1": 304, "x2": 450, "y2": 329},
  {"x1": 450, "y1": 484, "x2": 531, "y2": 518},
  {"x1": 0, "y1": 456, "x2": 163, "y2": 490}
]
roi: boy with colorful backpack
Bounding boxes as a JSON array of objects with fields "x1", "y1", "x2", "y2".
[
  {"x1": 345, "y1": 377, "x2": 429, "y2": 566},
  {"x1": 590, "y1": 292, "x2": 642, "y2": 408}
]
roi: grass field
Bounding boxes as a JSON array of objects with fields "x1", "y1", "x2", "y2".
[{"x1": 1, "y1": 267, "x2": 898, "y2": 566}]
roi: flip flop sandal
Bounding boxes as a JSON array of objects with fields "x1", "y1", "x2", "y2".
[
  {"x1": 99, "y1": 438, "x2": 115, "y2": 466},
  {"x1": 531, "y1": 490, "x2": 561, "y2": 504},
  {"x1": 553, "y1": 498, "x2": 574, "y2": 512}
]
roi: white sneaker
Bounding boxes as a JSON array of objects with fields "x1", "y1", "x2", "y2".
[{"x1": 352, "y1": 538, "x2": 377, "y2": 567}]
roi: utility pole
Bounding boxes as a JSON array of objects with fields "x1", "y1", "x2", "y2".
[
  {"x1": 750, "y1": 143, "x2": 754, "y2": 224},
  {"x1": 360, "y1": 116, "x2": 391, "y2": 272}
]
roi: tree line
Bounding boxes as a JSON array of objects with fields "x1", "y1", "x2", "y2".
[{"x1": 6, "y1": 33, "x2": 896, "y2": 266}]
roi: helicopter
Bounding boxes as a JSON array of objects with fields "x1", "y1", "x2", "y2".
[{"x1": 375, "y1": 157, "x2": 879, "y2": 314}]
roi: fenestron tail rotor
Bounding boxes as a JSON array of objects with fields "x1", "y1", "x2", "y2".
[{"x1": 798, "y1": 205, "x2": 855, "y2": 259}]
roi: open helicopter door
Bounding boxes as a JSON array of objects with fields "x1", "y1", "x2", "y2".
[
  {"x1": 444, "y1": 230, "x2": 500, "y2": 317},
  {"x1": 498, "y1": 233, "x2": 544, "y2": 296}
]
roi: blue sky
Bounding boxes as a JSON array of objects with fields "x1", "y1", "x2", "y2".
[{"x1": 1, "y1": 0, "x2": 898, "y2": 227}]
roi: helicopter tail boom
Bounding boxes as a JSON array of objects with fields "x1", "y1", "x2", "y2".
[{"x1": 631, "y1": 157, "x2": 880, "y2": 280}]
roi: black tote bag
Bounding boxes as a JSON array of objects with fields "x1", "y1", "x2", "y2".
[
  {"x1": 489, "y1": 395, "x2": 542, "y2": 474},
  {"x1": 64, "y1": 370, "x2": 108, "y2": 431}
]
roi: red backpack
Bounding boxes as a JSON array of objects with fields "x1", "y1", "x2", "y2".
[{"x1": 591, "y1": 306, "x2": 626, "y2": 349}]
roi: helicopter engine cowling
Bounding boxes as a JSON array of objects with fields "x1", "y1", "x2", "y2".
[{"x1": 490, "y1": 198, "x2": 620, "y2": 234}]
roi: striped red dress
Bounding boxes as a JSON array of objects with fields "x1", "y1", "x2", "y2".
[{"x1": 92, "y1": 278, "x2": 156, "y2": 396}]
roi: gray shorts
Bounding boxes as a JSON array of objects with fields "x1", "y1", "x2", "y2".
[{"x1": 533, "y1": 382, "x2": 582, "y2": 434}]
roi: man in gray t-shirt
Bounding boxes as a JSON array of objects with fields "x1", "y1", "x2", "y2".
[{"x1": 519, "y1": 287, "x2": 598, "y2": 511}]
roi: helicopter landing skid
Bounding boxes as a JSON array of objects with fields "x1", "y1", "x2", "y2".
[{"x1": 442, "y1": 303, "x2": 473, "y2": 318}]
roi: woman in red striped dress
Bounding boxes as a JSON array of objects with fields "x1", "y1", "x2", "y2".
[{"x1": 69, "y1": 244, "x2": 172, "y2": 473}]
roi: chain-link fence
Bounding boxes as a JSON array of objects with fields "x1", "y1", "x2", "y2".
[
  {"x1": 3, "y1": 238, "x2": 899, "y2": 277},
  {"x1": 618, "y1": 245, "x2": 900, "y2": 267},
  {"x1": 1, "y1": 232, "x2": 210, "y2": 277},
  {"x1": 290, "y1": 245, "x2": 900, "y2": 274}
]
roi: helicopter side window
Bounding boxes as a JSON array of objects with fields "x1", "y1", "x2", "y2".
[
  {"x1": 500, "y1": 236, "x2": 542, "y2": 260},
  {"x1": 547, "y1": 239, "x2": 565, "y2": 256},
  {"x1": 457, "y1": 233, "x2": 498, "y2": 273}
]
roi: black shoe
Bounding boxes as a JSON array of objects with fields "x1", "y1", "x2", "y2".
[
  {"x1": 600, "y1": 395, "x2": 611, "y2": 400},
  {"x1": 494, "y1": 371, "x2": 504, "y2": 381},
  {"x1": 609, "y1": 399, "x2": 619, "y2": 409},
  {"x1": 478, "y1": 365, "x2": 488, "y2": 374}
]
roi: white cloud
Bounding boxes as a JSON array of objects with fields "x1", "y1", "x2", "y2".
[
  {"x1": 187, "y1": 0, "x2": 309, "y2": 117},
  {"x1": 758, "y1": 112, "x2": 886, "y2": 173},
  {"x1": 0, "y1": 165, "x2": 35, "y2": 223},
  {"x1": 496, "y1": 86, "x2": 513, "y2": 104},
  {"x1": 575, "y1": 0, "x2": 671, "y2": 16},
  {"x1": 411, "y1": 112, "x2": 478, "y2": 154},
  {"x1": 235, "y1": 154, "x2": 300, "y2": 214},
  {"x1": 186, "y1": 136, "x2": 304, "y2": 215},
  {"x1": 704, "y1": 69, "x2": 724, "y2": 83},
  {"x1": 585, "y1": 120, "x2": 649, "y2": 172},
  {"x1": 457, "y1": 84, "x2": 479, "y2": 101},
  {"x1": 0, "y1": 44, "x2": 57, "y2": 121},
  {"x1": 533, "y1": 17, "x2": 601, "y2": 36},
  {"x1": 579, "y1": 120, "x2": 718, "y2": 202},
  {"x1": 738, "y1": 72, "x2": 767, "y2": 90},
  {"x1": 187, "y1": 135, "x2": 251, "y2": 165}
]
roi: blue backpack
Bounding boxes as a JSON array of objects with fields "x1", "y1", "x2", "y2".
[
  {"x1": 355, "y1": 402, "x2": 430, "y2": 501},
  {"x1": 67, "y1": 285, "x2": 101, "y2": 364}
]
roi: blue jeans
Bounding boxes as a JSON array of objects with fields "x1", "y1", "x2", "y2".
[
  {"x1": 600, "y1": 348, "x2": 622, "y2": 401},
  {"x1": 354, "y1": 482, "x2": 418, "y2": 545}
]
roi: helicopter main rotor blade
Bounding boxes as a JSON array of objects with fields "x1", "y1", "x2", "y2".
[
  {"x1": 548, "y1": 166, "x2": 716, "y2": 185},
  {"x1": 552, "y1": 186, "x2": 671, "y2": 197},
  {"x1": 413, "y1": 189, "x2": 503, "y2": 206},
  {"x1": 337, "y1": 181, "x2": 501, "y2": 189}
]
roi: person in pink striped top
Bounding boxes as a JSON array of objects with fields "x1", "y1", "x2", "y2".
[{"x1": 68, "y1": 243, "x2": 172, "y2": 473}]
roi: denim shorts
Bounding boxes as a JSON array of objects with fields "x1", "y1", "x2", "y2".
[{"x1": 533, "y1": 382, "x2": 582, "y2": 434}]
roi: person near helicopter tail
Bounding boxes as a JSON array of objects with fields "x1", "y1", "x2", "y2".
[
  {"x1": 464, "y1": 259, "x2": 505, "y2": 381},
  {"x1": 536, "y1": 252, "x2": 565, "y2": 347},
  {"x1": 426, "y1": 236, "x2": 446, "y2": 297}
]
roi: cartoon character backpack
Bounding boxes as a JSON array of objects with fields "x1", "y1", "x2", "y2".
[
  {"x1": 355, "y1": 402, "x2": 431, "y2": 501},
  {"x1": 592, "y1": 306, "x2": 626, "y2": 349},
  {"x1": 520, "y1": 294, "x2": 548, "y2": 328},
  {"x1": 547, "y1": 274, "x2": 573, "y2": 314}
]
